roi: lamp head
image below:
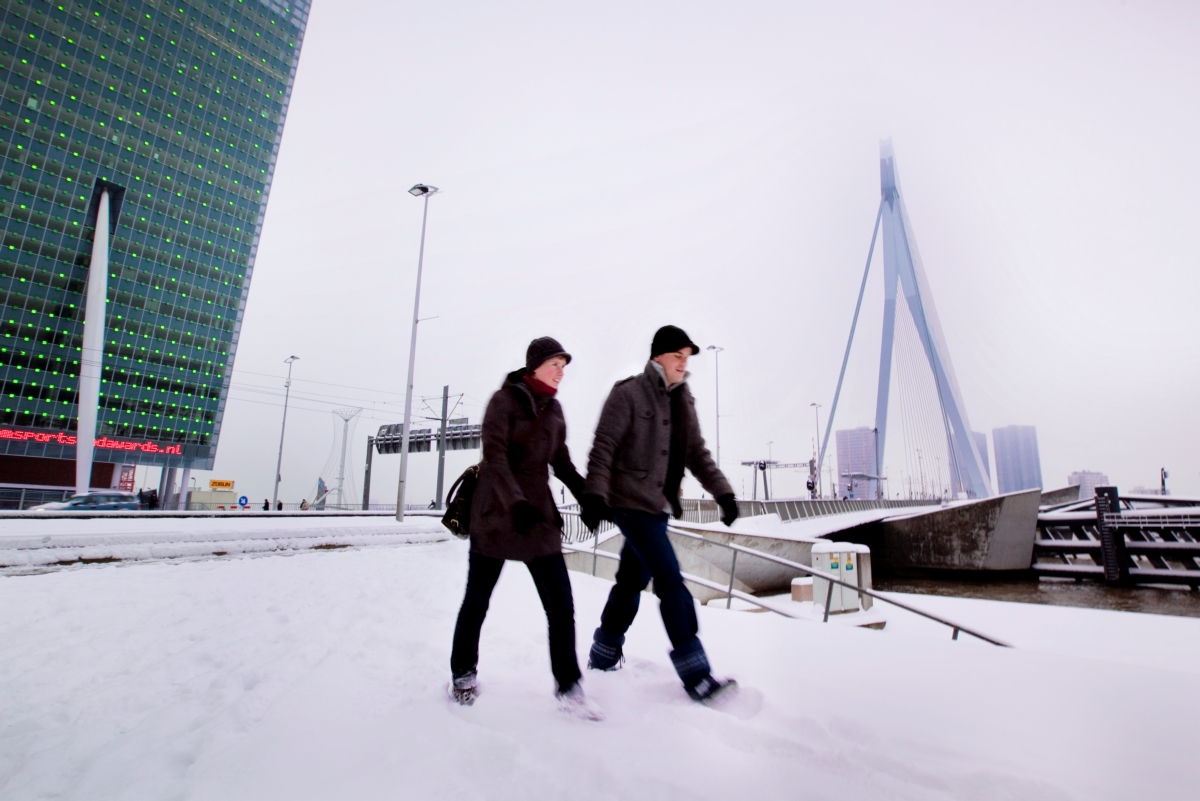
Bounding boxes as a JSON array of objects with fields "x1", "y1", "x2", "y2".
[{"x1": 408, "y1": 184, "x2": 440, "y2": 197}]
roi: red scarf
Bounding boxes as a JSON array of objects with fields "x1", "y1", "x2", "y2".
[{"x1": 524, "y1": 375, "x2": 558, "y2": 397}]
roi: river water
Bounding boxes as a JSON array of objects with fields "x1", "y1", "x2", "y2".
[{"x1": 873, "y1": 576, "x2": 1200, "y2": 619}]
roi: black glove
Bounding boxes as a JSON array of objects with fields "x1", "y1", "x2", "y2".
[
  {"x1": 580, "y1": 494, "x2": 612, "y2": 533},
  {"x1": 717, "y1": 493, "x2": 739, "y2": 527},
  {"x1": 512, "y1": 500, "x2": 544, "y2": 535}
]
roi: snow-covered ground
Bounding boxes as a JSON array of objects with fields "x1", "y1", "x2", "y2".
[
  {"x1": 1, "y1": 538, "x2": 1197, "y2": 800},
  {"x1": 0, "y1": 515, "x2": 449, "y2": 573}
]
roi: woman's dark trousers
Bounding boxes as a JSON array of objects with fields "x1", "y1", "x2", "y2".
[
  {"x1": 451, "y1": 550, "x2": 582, "y2": 693},
  {"x1": 595, "y1": 509, "x2": 711, "y2": 688}
]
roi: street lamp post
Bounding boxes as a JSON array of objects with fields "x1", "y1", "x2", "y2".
[
  {"x1": 810, "y1": 402, "x2": 822, "y2": 498},
  {"x1": 396, "y1": 183, "x2": 440, "y2": 522},
  {"x1": 705, "y1": 345, "x2": 723, "y2": 469},
  {"x1": 271, "y1": 355, "x2": 299, "y2": 508}
]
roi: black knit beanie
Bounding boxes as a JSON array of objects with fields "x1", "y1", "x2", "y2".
[
  {"x1": 650, "y1": 325, "x2": 700, "y2": 358},
  {"x1": 526, "y1": 337, "x2": 572, "y2": 373}
]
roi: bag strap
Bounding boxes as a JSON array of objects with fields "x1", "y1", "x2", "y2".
[{"x1": 444, "y1": 469, "x2": 470, "y2": 503}]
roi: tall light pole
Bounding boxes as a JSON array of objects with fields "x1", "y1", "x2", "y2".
[
  {"x1": 396, "y1": 183, "x2": 440, "y2": 521},
  {"x1": 272, "y1": 355, "x2": 299, "y2": 508},
  {"x1": 810, "y1": 402, "x2": 822, "y2": 498},
  {"x1": 706, "y1": 345, "x2": 723, "y2": 469}
]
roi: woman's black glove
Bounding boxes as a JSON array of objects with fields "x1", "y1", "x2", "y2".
[
  {"x1": 580, "y1": 494, "x2": 612, "y2": 533},
  {"x1": 512, "y1": 500, "x2": 544, "y2": 535},
  {"x1": 716, "y1": 493, "x2": 739, "y2": 527}
]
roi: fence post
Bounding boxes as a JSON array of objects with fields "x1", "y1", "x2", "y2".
[
  {"x1": 823, "y1": 580, "x2": 834, "y2": 623},
  {"x1": 591, "y1": 527, "x2": 599, "y2": 576},
  {"x1": 725, "y1": 549, "x2": 738, "y2": 609},
  {"x1": 1095, "y1": 486, "x2": 1130, "y2": 586}
]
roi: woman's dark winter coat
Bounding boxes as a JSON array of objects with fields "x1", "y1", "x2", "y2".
[{"x1": 470, "y1": 370, "x2": 586, "y2": 562}]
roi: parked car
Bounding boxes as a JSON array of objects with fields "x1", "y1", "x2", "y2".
[{"x1": 29, "y1": 491, "x2": 142, "y2": 511}]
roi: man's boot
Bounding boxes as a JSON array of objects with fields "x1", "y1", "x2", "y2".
[{"x1": 587, "y1": 627, "x2": 625, "y2": 671}]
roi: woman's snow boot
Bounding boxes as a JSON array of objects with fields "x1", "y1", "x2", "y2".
[
  {"x1": 556, "y1": 682, "x2": 605, "y2": 721},
  {"x1": 448, "y1": 671, "x2": 479, "y2": 706}
]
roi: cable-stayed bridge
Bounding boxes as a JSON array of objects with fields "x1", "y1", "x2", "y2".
[{"x1": 818, "y1": 140, "x2": 992, "y2": 501}]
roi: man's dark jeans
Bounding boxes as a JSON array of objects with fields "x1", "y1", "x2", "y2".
[
  {"x1": 451, "y1": 550, "x2": 581, "y2": 693},
  {"x1": 596, "y1": 509, "x2": 709, "y2": 684}
]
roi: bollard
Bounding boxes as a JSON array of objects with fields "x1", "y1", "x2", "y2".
[{"x1": 1095, "y1": 486, "x2": 1129, "y2": 586}]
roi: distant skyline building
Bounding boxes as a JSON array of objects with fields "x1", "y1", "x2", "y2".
[
  {"x1": 973, "y1": 431, "x2": 989, "y2": 479},
  {"x1": 1068, "y1": 470, "x2": 1109, "y2": 500},
  {"x1": 993, "y1": 425, "x2": 1043, "y2": 494},
  {"x1": 0, "y1": 1, "x2": 309, "y2": 498},
  {"x1": 836, "y1": 426, "x2": 877, "y2": 499}
]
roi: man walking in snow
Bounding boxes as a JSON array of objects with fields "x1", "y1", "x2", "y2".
[{"x1": 580, "y1": 325, "x2": 740, "y2": 703}]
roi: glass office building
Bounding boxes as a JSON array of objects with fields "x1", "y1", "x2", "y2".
[
  {"x1": 0, "y1": 0, "x2": 308, "y2": 489},
  {"x1": 993, "y1": 425, "x2": 1043, "y2": 494}
]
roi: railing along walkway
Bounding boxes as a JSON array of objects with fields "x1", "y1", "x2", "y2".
[{"x1": 560, "y1": 510, "x2": 1011, "y2": 648}]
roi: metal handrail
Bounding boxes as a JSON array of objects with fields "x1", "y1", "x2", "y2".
[
  {"x1": 561, "y1": 542, "x2": 818, "y2": 620},
  {"x1": 558, "y1": 510, "x2": 1011, "y2": 647}
]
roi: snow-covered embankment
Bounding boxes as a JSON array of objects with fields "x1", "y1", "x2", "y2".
[{"x1": 0, "y1": 514, "x2": 450, "y2": 572}]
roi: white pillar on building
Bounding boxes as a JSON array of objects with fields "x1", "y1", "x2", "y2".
[{"x1": 76, "y1": 188, "x2": 110, "y2": 497}]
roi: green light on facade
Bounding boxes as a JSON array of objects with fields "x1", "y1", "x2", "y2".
[{"x1": 0, "y1": 0, "x2": 308, "y2": 468}]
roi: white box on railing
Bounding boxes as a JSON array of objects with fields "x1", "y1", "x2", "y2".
[{"x1": 811, "y1": 541, "x2": 873, "y2": 614}]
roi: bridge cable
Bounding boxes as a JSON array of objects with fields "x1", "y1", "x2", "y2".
[{"x1": 818, "y1": 199, "x2": 885, "y2": 486}]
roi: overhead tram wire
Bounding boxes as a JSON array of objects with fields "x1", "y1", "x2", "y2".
[
  {"x1": 226, "y1": 383, "x2": 404, "y2": 411},
  {"x1": 226, "y1": 379, "x2": 405, "y2": 405},
  {"x1": 223, "y1": 390, "x2": 471, "y2": 427},
  {"x1": 221, "y1": 395, "x2": 398, "y2": 424},
  {"x1": 226, "y1": 374, "x2": 487, "y2": 417},
  {"x1": 228, "y1": 367, "x2": 410, "y2": 398},
  {"x1": 226, "y1": 385, "x2": 443, "y2": 416}
]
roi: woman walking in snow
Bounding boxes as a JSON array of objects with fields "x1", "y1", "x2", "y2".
[{"x1": 448, "y1": 337, "x2": 602, "y2": 720}]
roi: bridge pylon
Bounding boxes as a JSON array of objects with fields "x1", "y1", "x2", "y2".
[{"x1": 819, "y1": 140, "x2": 993, "y2": 500}]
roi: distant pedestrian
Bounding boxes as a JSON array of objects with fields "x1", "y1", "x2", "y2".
[
  {"x1": 449, "y1": 337, "x2": 600, "y2": 720},
  {"x1": 581, "y1": 325, "x2": 740, "y2": 704},
  {"x1": 276, "y1": 500, "x2": 283, "y2": 511},
  {"x1": 299, "y1": 499, "x2": 309, "y2": 510},
  {"x1": 262, "y1": 499, "x2": 270, "y2": 511}
]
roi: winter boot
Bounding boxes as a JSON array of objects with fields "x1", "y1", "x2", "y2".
[
  {"x1": 669, "y1": 639, "x2": 736, "y2": 703},
  {"x1": 685, "y1": 675, "x2": 739, "y2": 705},
  {"x1": 448, "y1": 671, "x2": 479, "y2": 706},
  {"x1": 587, "y1": 627, "x2": 625, "y2": 671},
  {"x1": 668, "y1": 639, "x2": 711, "y2": 686},
  {"x1": 555, "y1": 682, "x2": 605, "y2": 721}
]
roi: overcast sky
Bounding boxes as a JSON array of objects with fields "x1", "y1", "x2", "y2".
[{"x1": 162, "y1": 0, "x2": 1200, "y2": 505}]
